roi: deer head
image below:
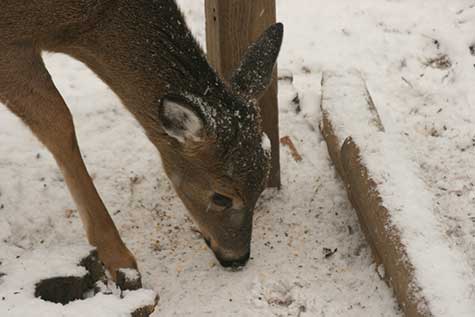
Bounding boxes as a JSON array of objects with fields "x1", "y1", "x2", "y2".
[{"x1": 156, "y1": 23, "x2": 283, "y2": 267}]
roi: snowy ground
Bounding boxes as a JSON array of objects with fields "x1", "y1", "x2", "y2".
[{"x1": 1, "y1": 0, "x2": 475, "y2": 316}]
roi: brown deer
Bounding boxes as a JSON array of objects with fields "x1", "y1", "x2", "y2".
[{"x1": 0, "y1": 0, "x2": 283, "y2": 283}]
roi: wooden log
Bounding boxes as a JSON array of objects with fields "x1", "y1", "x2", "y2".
[
  {"x1": 320, "y1": 71, "x2": 431, "y2": 316},
  {"x1": 205, "y1": 0, "x2": 281, "y2": 188},
  {"x1": 340, "y1": 138, "x2": 429, "y2": 317}
]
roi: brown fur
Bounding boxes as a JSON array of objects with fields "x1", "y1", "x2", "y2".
[{"x1": 0, "y1": 0, "x2": 283, "y2": 279}]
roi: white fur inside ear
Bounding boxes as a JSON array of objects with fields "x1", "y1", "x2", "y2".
[{"x1": 160, "y1": 100, "x2": 203, "y2": 143}]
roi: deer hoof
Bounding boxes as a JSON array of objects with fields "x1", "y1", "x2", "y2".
[{"x1": 116, "y1": 268, "x2": 142, "y2": 291}]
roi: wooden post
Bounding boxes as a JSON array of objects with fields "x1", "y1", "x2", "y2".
[{"x1": 205, "y1": 0, "x2": 281, "y2": 188}]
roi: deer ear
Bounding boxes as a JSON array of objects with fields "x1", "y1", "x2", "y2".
[
  {"x1": 230, "y1": 23, "x2": 284, "y2": 99},
  {"x1": 158, "y1": 98, "x2": 204, "y2": 143}
]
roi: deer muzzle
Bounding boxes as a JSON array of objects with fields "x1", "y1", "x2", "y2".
[{"x1": 203, "y1": 226, "x2": 252, "y2": 269}]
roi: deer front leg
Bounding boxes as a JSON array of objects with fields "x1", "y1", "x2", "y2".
[
  {"x1": 55, "y1": 133, "x2": 139, "y2": 282},
  {"x1": 0, "y1": 48, "x2": 137, "y2": 281}
]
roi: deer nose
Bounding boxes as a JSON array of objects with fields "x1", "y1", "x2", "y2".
[{"x1": 216, "y1": 250, "x2": 250, "y2": 268}]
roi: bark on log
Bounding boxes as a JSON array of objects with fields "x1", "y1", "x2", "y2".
[{"x1": 320, "y1": 71, "x2": 431, "y2": 317}]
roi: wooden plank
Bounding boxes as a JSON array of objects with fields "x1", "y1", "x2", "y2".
[
  {"x1": 205, "y1": 0, "x2": 280, "y2": 188},
  {"x1": 320, "y1": 71, "x2": 431, "y2": 317}
]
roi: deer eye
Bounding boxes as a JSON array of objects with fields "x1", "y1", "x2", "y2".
[{"x1": 212, "y1": 193, "x2": 233, "y2": 208}]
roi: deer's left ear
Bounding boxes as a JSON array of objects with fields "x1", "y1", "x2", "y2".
[
  {"x1": 230, "y1": 23, "x2": 284, "y2": 99},
  {"x1": 158, "y1": 97, "x2": 204, "y2": 143}
]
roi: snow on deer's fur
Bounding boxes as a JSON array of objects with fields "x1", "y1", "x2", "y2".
[{"x1": 0, "y1": 0, "x2": 283, "y2": 287}]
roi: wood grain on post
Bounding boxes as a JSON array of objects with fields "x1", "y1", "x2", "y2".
[{"x1": 205, "y1": 0, "x2": 281, "y2": 188}]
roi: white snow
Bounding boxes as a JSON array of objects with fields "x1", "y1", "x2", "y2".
[
  {"x1": 0, "y1": 244, "x2": 157, "y2": 317},
  {"x1": 261, "y1": 132, "x2": 272, "y2": 153},
  {"x1": 2, "y1": 0, "x2": 475, "y2": 316},
  {"x1": 322, "y1": 71, "x2": 475, "y2": 316},
  {"x1": 366, "y1": 135, "x2": 475, "y2": 317},
  {"x1": 119, "y1": 268, "x2": 141, "y2": 282},
  {"x1": 1, "y1": 244, "x2": 92, "y2": 294}
]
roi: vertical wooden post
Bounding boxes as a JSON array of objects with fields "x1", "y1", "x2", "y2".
[{"x1": 205, "y1": 0, "x2": 281, "y2": 188}]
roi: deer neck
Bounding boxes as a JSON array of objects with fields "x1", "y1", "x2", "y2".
[{"x1": 58, "y1": 0, "x2": 221, "y2": 142}]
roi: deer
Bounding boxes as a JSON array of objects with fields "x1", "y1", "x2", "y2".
[{"x1": 0, "y1": 0, "x2": 283, "y2": 287}]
